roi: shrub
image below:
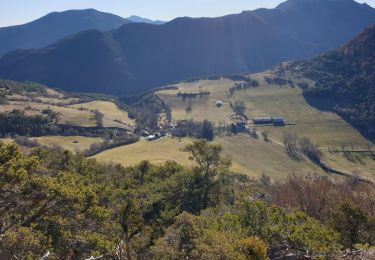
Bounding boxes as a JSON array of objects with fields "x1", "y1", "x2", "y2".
[{"x1": 241, "y1": 237, "x2": 268, "y2": 260}]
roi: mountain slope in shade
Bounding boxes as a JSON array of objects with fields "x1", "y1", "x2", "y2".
[
  {"x1": 282, "y1": 24, "x2": 375, "y2": 139},
  {"x1": 0, "y1": 30, "x2": 134, "y2": 94},
  {"x1": 0, "y1": 12, "x2": 323, "y2": 95},
  {"x1": 0, "y1": 9, "x2": 129, "y2": 56},
  {"x1": 254, "y1": 0, "x2": 375, "y2": 49},
  {"x1": 1, "y1": 0, "x2": 375, "y2": 95},
  {"x1": 127, "y1": 15, "x2": 165, "y2": 25}
]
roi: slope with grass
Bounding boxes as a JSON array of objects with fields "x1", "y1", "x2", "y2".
[
  {"x1": 93, "y1": 138, "x2": 194, "y2": 167},
  {"x1": 157, "y1": 79, "x2": 235, "y2": 125},
  {"x1": 93, "y1": 134, "x2": 375, "y2": 181},
  {"x1": 31, "y1": 136, "x2": 103, "y2": 152},
  {"x1": 0, "y1": 100, "x2": 95, "y2": 127},
  {"x1": 0, "y1": 80, "x2": 135, "y2": 128},
  {"x1": 70, "y1": 100, "x2": 135, "y2": 128},
  {"x1": 150, "y1": 71, "x2": 375, "y2": 181},
  {"x1": 157, "y1": 72, "x2": 370, "y2": 149}
]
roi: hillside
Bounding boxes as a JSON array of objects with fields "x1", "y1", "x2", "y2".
[
  {"x1": 1, "y1": 0, "x2": 375, "y2": 95},
  {"x1": 0, "y1": 9, "x2": 129, "y2": 56},
  {"x1": 281, "y1": 24, "x2": 375, "y2": 140},
  {"x1": 0, "y1": 79, "x2": 135, "y2": 129},
  {"x1": 151, "y1": 73, "x2": 375, "y2": 181}
]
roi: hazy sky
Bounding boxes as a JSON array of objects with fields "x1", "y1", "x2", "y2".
[{"x1": 1, "y1": 0, "x2": 375, "y2": 27}]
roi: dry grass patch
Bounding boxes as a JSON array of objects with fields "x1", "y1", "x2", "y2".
[
  {"x1": 31, "y1": 136, "x2": 103, "y2": 152},
  {"x1": 157, "y1": 79, "x2": 236, "y2": 125},
  {"x1": 93, "y1": 138, "x2": 193, "y2": 167}
]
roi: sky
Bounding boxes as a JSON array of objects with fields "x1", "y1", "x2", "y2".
[{"x1": 0, "y1": 0, "x2": 375, "y2": 27}]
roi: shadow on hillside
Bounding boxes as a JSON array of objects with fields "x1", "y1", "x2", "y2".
[{"x1": 303, "y1": 93, "x2": 375, "y2": 143}]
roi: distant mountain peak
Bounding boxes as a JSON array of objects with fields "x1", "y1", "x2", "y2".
[{"x1": 127, "y1": 15, "x2": 165, "y2": 25}]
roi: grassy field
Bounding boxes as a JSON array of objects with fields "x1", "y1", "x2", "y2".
[
  {"x1": 233, "y1": 74, "x2": 368, "y2": 149},
  {"x1": 216, "y1": 134, "x2": 324, "y2": 179},
  {"x1": 0, "y1": 138, "x2": 13, "y2": 145},
  {"x1": 31, "y1": 136, "x2": 102, "y2": 152},
  {"x1": 157, "y1": 73, "x2": 371, "y2": 149},
  {"x1": 93, "y1": 135, "x2": 330, "y2": 179},
  {"x1": 92, "y1": 135, "x2": 374, "y2": 181},
  {"x1": 70, "y1": 100, "x2": 135, "y2": 128},
  {"x1": 322, "y1": 151, "x2": 375, "y2": 181},
  {"x1": 36, "y1": 97, "x2": 80, "y2": 105},
  {"x1": 0, "y1": 101, "x2": 95, "y2": 126},
  {"x1": 93, "y1": 138, "x2": 194, "y2": 166},
  {"x1": 149, "y1": 73, "x2": 375, "y2": 180},
  {"x1": 2, "y1": 89, "x2": 136, "y2": 128},
  {"x1": 157, "y1": 79, "x2": 236, "y2": 125},
  {"x1": 1, "y1": 136, "x2": 102, "y2": 152}
]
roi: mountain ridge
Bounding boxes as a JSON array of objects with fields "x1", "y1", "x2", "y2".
[
  {"x1": 0, "y1": 9, "x2": 130, "y2": 56},
  {"x1": 0, "y1": 0, "x2": 374, "y2": 95}
]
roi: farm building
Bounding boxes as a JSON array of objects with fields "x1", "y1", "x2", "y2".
[
  {"x1": 252, "y1": 117, "x2": 273, "y2": 125},
  {"x1": 252, "y1": 116, "x2": 285, "y2": 126},
  {"x1": 272, "y1": 117, "x2": 285, "y2": 126}
]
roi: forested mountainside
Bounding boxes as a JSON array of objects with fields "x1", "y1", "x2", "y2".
[
  {"x1": 0, "y1": 9, "x2": 129, "y2": 56},
  {"x1": 280, "y1": 24, "x2": 375, "y2": 139},
  {"x1": 1, "y1": 0, "x2": 375, "y2": 95}
]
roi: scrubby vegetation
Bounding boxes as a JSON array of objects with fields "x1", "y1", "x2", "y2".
[
  {"x1": 0, "y1": 110, "x2": 130, "y2": 139},
  {"x1": 228, "y1": 78, "x2": 259, "y2": 96},
  {"x1": 0, "y1": 110, "x2": 54, "y2": 137},
  {"x1": 283, "y1": 132, "x2": 323, "y2": 164},
  {"x1": 264, "y1": 76, "x2": 293, "y2": 86},
  {"x1": 177, "y1": 91, "x2": 210, "y2": 100},
  {"x1": 0, "y1": 140, "x2": 374, "y2": 259},
  {"x1": 118, "y1": 93, "x2": 171, "y2": 131},
  {"x1": 267, "y1": 173, "x2": 375, "y2": 250},
  {"x1": 0, "y1": 93, "x2": 6, "y2": 105},
  {"x1": 0, "y1": 79, "x2": 48, "y2": 96},
  {"x1": 84, "y1": 134, "x2": 139, "y2": 156}
]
